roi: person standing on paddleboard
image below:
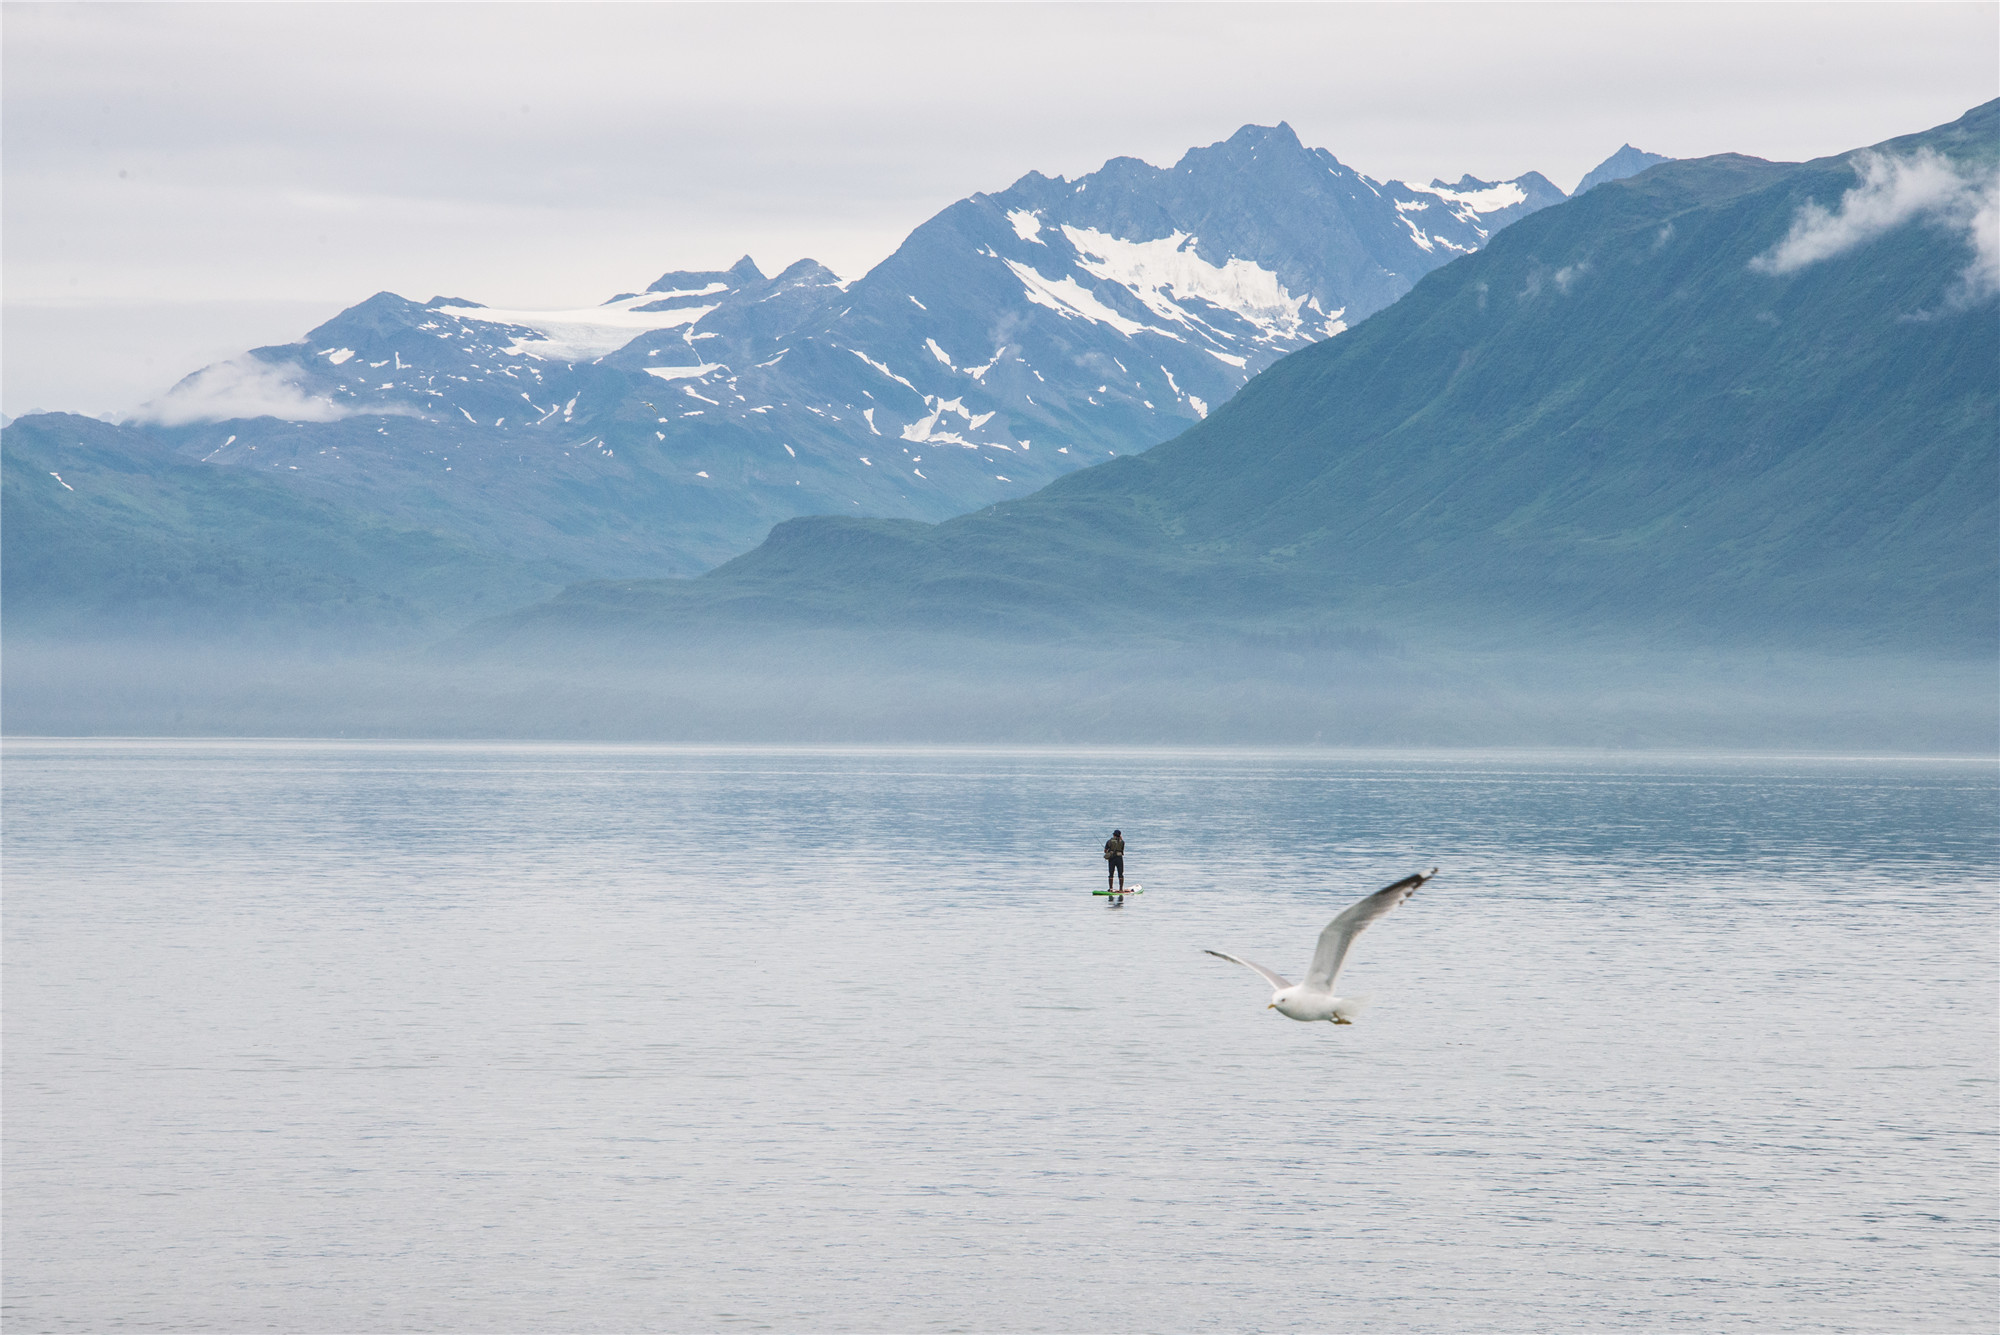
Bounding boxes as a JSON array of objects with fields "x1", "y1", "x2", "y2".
[{"x1": 1104, "y1": 829, "x2": 1126, "y2": 893}]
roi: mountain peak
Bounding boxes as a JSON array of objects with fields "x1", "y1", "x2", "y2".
[
  {"x1": 1222, "y1": 121, "x2": 1305, "y2": 152},
  {"x1": 772, "y1": 258, "x2": 840, "y2": 287},
  {"x1": 1171, "y1": 122, "x2": 1316, "y2": 178},
  {"x1": 647, "y1": 256, "x2": 767, "y2": 294},
  {"x1": 1574, "y1": 144, "x2": 1673, "y2": 196}
]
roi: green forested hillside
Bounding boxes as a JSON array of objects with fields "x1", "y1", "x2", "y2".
[
  {"x1": 4, "y1": 414, "x2": 563, "y2": 638},
  {"x1": 486, "y1": 103, "x2": 1998, "y2": 657}
]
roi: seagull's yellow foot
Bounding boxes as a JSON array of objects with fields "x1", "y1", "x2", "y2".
[{"x1": 1333, "y1": 1017, "x2": 1353, "y2": 1025}]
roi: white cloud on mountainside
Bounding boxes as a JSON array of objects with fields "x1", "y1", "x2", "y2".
[
  {"x1": 131, "y1": 357, "x2": 414, "y2": 426},
  {"x1": 1751, "y1": 149, "x2": 1999, "y2": 300}
]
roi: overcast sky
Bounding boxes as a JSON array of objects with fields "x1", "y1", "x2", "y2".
[{"x1": 5, "y1": 1, "x2": 1995, "y2": 418}]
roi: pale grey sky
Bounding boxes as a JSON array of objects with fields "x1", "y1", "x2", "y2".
[{"x1": 4, "y1": 1, "x2": 1995, "y2": 417}]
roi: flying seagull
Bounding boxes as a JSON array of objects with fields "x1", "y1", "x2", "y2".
[{"x1": 1205, "y1": 869, "x2": 1437, "y2": 1023}]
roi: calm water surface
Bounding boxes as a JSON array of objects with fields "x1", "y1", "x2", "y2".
[{"x1": 5, "y1": 743, "x2": 1995, "y2": 1332}]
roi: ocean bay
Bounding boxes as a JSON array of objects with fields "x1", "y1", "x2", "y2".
[{"x1": 4, "y1": 743, "x2": 1994, "y2": 1331}]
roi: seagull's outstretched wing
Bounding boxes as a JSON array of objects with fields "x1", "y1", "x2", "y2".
[
  {"x1": 1305, "y1": 868, "x2": 1435, "y2": 992},
  {"x1": 1204, "y1": 949, "x2": 1292, "y2": 991}
]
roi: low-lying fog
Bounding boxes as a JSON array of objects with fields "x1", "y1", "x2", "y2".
[{"x1": 7, "y1": 626, "x2": 1993, "y2": 754}]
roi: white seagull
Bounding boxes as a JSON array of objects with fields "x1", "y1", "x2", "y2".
[{"x1": 1206, "y1": 868, "x2": 1437, "y2": 1022}]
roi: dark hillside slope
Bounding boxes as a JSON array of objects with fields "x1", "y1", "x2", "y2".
[{"x1": 488, "y1": 102, "x2": 1998, "y2": 657}]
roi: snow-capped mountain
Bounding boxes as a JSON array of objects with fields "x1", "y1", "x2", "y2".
[{"x1": 131, "y1": 124, "x2": 1579, "y2": 576}]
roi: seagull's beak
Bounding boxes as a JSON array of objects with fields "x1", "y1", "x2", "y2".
[{"x1": 1267, "y1": 1002, "x2": 1277, "y2": 1009}]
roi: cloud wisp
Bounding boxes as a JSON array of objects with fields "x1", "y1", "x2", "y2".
[
  {"x1": 1751, "y1": 149, "x2": 2000, "y2": 301},
  {"x1": 130, "y1": 356, "x2": 417, "y2": 426}
]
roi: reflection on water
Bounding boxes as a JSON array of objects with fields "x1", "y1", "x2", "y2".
[{"x1": 5, "y1": 743, "x2": 1995, "y2": 1331}]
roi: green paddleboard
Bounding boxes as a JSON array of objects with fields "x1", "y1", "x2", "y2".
[{"x1": 1092, "y1": 885, "x2": 1143, "y2": 896}]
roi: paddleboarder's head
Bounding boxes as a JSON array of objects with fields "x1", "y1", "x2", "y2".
[{"x1": 1113, "y1": 829, "x2": 1121, "y2": 837}]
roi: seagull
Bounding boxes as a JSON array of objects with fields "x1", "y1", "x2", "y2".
[{"x1": 1205, "y1": 869, "x2": 1437, "y2": 1023}]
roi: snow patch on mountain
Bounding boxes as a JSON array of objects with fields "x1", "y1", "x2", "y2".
[
  {"x1": 644, "y1": 363, "x2": 727, "y2": 382},
  {"x1": 900, "y1": 396, "x2": 1003, "y2": 448},
  {"x1": 1410, "y1": 179, "x2": 1528, "y2": 214},
  {"x1": 1008, "y1": 209, "x2": 1046, "y2": 244},
  {"x1": 849, "y1": 349, "x2": 920, "y2": 393},
  {"x1": 1003, "y1": 259, "x2": 1155, "y2": 338},
  {"x1": 434, "y1": 292, "x2": 719, "y2": 362},
  {"x1": 636, "y1": 283, "x2": 729, "y2": 306},
  {"x1": 1061, "y1": 226, "x2": 1316, "y2": 344}
]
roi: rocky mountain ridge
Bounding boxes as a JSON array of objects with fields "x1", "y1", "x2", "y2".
[{"x1": 109, "y1": 124, "x2": 1603, "y2": 578}]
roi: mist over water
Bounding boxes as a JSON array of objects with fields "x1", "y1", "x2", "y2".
[
  {"x1": 5, "y1": 633, "x2": 1995, "y2": 754},
  {"x1": 5, "y1": 742, "x2": 1994, "y2": 1331}
]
